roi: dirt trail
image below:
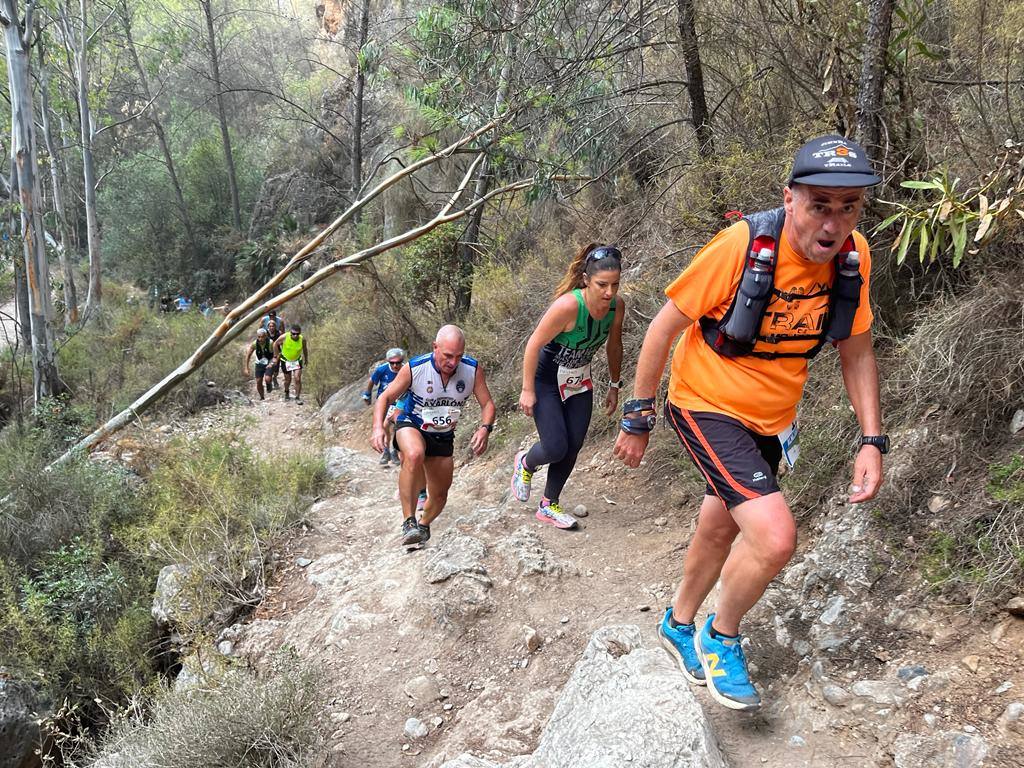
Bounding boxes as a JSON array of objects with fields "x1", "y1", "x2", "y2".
[{"x1": 206, "y1": 386, "x2": 1023, "y2": 768}]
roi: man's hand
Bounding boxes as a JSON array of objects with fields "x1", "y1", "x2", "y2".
[
  {"x1": 370, "y1": 426, "x2": 387, "y2": 454},
  {"x1": 849, "y1": 445, "x2": 883, "y2": 503},
  {"x1": 519, "y1": 389, "x2": 537, "y2": 417},
  {"x1": 604, "y1": 387, "x2": 619, "y2": 416},
  {"x1": 361, "y1": 391, "x2": 372, "y2": 405},
  {"x1": 469, "y1": 426, "x2": 490, "y2": 456},
  {"x1": 614, "y1": 430, "x2": 650, "y2": 468}
]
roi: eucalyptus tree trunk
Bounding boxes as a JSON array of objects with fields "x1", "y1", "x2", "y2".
[
  {"x1": 38, "y1": 41, "x2": 78, "y2": 325},
  {"x1": 452, "y1": 0, "x2": 521, "y2": 319},
  {"x1": 120, "y1": 0, "x2": 197, "y2": 252},
  {"x1": 856, "y1": 0, "x2": 894, "y2": 158},
  {"x1": 200, "y1": 0, "x2": 242, "y2": 230},
  {"x1": 59, "y1": 0, "x2": 102, "y2": 316},
  {"x1": 6, "y1": 161, "x2": 32, "y2": 346},
  {"x1": 676, "y1": 0, "x2": 714, "y2": 157},
  {"x1": 1, "y1": 0, "x2": 62, "y2": 401}
]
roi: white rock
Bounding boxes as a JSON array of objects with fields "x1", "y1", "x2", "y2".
[
  {"x1": 1010, "y1": 409, "x2": 1024, "y2": 434},
  {"x1": 438, "y1": 625, "x2": 726, "y2": 768},
  {"x1": 994, "y1": 681, "x2": 1013, "y2": 695},
  {"x1": 404, "y1": 718, "x2": 429, "y2": 739},
  {"x1": 404, "y1": 675, "x2": 442, "y2": 707},
  {"x1": 573, "y1": 504, "x2": 588, "y2": 518},
  {"x1": 653, "y1": 516, "x2": 667, "y2": 527}
]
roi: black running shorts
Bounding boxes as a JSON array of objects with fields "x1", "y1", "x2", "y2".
[
  {"x1": 396, "y1": 423, "x2": 455, "y2": 458},
  {"x1": 664, "y1": 402, "x2": 781, "y2": 510}
]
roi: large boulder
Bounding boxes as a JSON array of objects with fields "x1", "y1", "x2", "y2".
[
  {"x1": 151, "y1": 564, "x2": 196, "y2": 628},
  {"x1": 320, "y1": 379, "x2": 372, "y2": 440},
  {"x1": 0, "y1": 679, "x2": 41, "y2": 768},
  {"x1": 439, "y1": 625, "x2": 727, "y2": 768}
]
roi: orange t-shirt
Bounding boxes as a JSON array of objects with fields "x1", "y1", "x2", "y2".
[{"x1": 665, "y1": 220, "x2": 873, "y2": 435}]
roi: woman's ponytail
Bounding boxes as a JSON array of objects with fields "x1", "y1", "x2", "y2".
[{"x1": 553, "y1": 242, "x2": 601, "y2": 298}]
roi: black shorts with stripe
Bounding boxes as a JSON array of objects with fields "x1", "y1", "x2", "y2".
[{"x1": 664, "y1": 402, "x2": 781, "y2": 510}]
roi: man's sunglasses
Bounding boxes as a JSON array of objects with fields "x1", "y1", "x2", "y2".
[
  {"x1": 586, "y1": 245, "x2": 622, "y2": 263},
  {"x1": 388, "y1": 360, "x2": 403, "y2": 368}
]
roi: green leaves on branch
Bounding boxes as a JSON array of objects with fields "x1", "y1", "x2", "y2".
[{"x1": 878, "y1": 151, "x2": 1024, "y2": 268}]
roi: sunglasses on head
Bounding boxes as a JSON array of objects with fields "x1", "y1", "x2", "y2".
[{"x1": 586, "y1": 245, "x2": 622, "y2": 263}]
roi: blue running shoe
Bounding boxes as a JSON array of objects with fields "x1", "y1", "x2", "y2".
[
  {"x1": 657, "y1": 608, "x2": 705, "y2": 686},
  {"x1": 694, "y1": 614, "x2": 761, "y2": 711}
]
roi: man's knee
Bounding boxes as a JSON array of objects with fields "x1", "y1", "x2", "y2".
[
  {"x1": 402, "y1": 448, "x2": 425, "y2": 467},
  {"x1": 755, "y1": 526, "x2": 797, "y2": 572}
]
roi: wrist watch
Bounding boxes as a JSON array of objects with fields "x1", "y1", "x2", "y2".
[
  {"x1": 609, "y1": 380, "x2": 622, "y2": 389},
  {"x1": 480, "y1": 423, "x2": 494, "y2": 433},
  {"x1": 860, "y1": 435, "x2": 890, "y2": 454}
]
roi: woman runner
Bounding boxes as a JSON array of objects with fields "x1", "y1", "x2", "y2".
[{"x1": 510, "y1": 244, "x2": 625, "y2": 529}]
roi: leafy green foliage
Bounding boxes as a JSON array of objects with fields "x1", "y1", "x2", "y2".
[
  {"x1": 396, "y1": 222, "x2": 467, "y2": 316},
  {"x1": 988, "y1": 453, "x2": 1024, "y2": 505}
]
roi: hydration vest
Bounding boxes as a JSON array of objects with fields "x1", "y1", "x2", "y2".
[{"x1": 699, "y1": 207, "x2": 863, "y2": 360}]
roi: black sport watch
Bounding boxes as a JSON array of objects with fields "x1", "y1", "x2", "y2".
[{"x1": 860, "y1": 435, "x2": 890, "y2": 454}]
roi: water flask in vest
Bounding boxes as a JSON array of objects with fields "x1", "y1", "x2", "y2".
[
  {"x1": 720, "y1": 245, "x2": 775, "y2": 344},
  {"x1": 825, "y1": 251, "x2": 861, "y2": 343}
]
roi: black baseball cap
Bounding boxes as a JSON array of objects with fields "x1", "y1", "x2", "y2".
[{"x1": 789, "y1": 134, "x2": 880, "y2": 188}]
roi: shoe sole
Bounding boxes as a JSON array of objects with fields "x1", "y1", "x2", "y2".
[
  {"x1": 657, "y1": 624, "x2": 706, "y2": 686},
  {"x1": 694, "y1": 630, "x2": 761, "y2": 711},
  {"x1": 510, "y1": 451, "x2": 530, "y2": 503},
  {"x1": 535, "y1": 510, "x2": 577, "y2": 530}
]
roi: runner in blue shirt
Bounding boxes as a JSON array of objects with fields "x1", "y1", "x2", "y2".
[{"x1": 363, "y1": 347, "x2": 406, "y2": 465}]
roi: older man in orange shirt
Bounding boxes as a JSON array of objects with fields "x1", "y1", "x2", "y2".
[{"x1": 614, "y1": 135, "x2": 886, "y2": 711}]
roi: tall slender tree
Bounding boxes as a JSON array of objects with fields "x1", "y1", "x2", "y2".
[
  {"x1": 57, "y1": 0, "x2": 103, "y2": 316},
  {"x1": 1, "y1": 0, "x2": 62, "y2": 401},
  {"x1": 856, "y1": 0, "x2": 894, "y2": 159},
  {"x1": 677, "y1": 0, "x2": 714, "y2": 158},
  {"x1": 119, "y1": 0, "x2": 198, "y2": 254},
  {"x1": 200, "y1": 0, "x2": 242, "y2": 230},
  {"x1": 37, "y1": 32, "x2": 78, "y2": 325}
]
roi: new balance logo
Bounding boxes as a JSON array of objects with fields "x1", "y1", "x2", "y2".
[{"x1": 706, "y1": 652, "x2": 727, "y2": 678}]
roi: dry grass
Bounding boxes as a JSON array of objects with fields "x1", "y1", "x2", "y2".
[{"x1": 77, "y1": 655, "x2": 328, "y2": 768}]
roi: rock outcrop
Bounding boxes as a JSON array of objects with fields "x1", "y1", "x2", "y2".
[{"x1": 439, "y1": 625, "x2": 727, "y2": 768}]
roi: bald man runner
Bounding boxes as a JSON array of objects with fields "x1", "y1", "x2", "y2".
[{"x1": 371, "y1": 325, "x2": 497, "y2": 547}]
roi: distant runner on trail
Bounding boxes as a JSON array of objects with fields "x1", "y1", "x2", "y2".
[
  {"x1": 265, "y1": 318, "x2": 283, "y2": 392},
  {"x1": 510, "y1": 244, "x2": 625, "y2": 530},
  {"x1": 243, "y1": 328, "x2": 274, "y2": 401},
  {"x1": 272, "y1": 323, "x2": 308, "y2": 405},
  {"x1": 614, "y1": 135, "x2": 886, "y2": 711},
  {"x1": 362, "y1": 347, "x2": 406, "y2": 466},
  {"x1": 371, "y1": 325, "x2": 495, "y2": 548}
]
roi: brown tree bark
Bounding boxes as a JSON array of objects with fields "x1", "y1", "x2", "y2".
[
  {"x1": 856, "y1": 0, "x2": 894, "y2": 159},
  {"x1": 677, "y1": 0, "x2": 714, "y2": 158}
]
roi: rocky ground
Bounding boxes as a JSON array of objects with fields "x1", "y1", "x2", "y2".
[{"x1": 169, "y1": 380, "x2": 1024, "y2": 767}]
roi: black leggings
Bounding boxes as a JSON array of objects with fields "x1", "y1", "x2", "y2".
[{"x1": 524, "y1": 378, "x2": 593, "y2": 502}]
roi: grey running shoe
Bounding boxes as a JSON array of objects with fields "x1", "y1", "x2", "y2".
[
  {"x1": 401, "y1": 516, "x2": 423, "y2": 546},
  {"x1": 511, "y1": 450, "x2": 533, "y2": 502},
  {"x1": 379, "y1": 449, "x2": 391, "y2": 465},
  {"x1": 418, "y1": 522, "x2": 431, "y2": 544}
]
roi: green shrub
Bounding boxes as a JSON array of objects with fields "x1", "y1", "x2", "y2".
[
  {"x1": 122, "y1": 434, "x2": 326, "y2": 637},
  {"x1": 78, "y1": 655, "x2": 327, "y2": 768}
]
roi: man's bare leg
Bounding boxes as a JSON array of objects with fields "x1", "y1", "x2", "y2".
[
  {"x1": 671, "y1": 495, "x2": 739, "y2": 624},
  {"x1": 712, "y1": 492, "x2": 796, "y2": 635},
  {"x1": 395, "y1": 429, "x2": 427, "y2": 520},
  {"x1": 419, "y1": 455, "x2": 454, "y2": 526}
]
